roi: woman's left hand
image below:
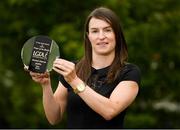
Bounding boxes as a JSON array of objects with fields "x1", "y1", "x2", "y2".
[{"x1": 53, "y1": 58, "x2": 77, "y2": 84}]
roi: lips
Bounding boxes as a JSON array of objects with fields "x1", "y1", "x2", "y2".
[{"x1": 97, "y1": 42, "x2": 108, "y2": 45}]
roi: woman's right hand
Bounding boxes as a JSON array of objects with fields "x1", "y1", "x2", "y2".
[{"x1": 30, "y1": 71, "x2": 50, "y2": 86}]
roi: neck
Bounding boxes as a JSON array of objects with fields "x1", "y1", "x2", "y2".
[{"x1": 92, "y1": 53, "x2": 115, "y2": 69}]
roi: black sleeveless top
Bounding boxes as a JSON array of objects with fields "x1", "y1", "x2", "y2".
[{"x1": 59, "y1": 63, "x2": 141, "y2": 128}]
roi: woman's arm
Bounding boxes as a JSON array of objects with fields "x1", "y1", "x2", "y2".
[
  {"x1": 30, "y1": 72, "x2": 68, "y2": 125},
  {"x1": 53, "y1": 59, "x2": 139, "y2": 120},
  {"x1": 42, "y1": 82, "x2": 68, "y2": 125},
  {"x1": 70, "y1": 77, "x2": 139, "y2": 120}
]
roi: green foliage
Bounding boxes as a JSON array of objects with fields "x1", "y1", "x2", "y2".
[
  {"x1": 0, "y1": 0, "x2": 179, "y2": 128},
  {"x1": 49, "y1": 23, "x2": 83, "y2": 60}
]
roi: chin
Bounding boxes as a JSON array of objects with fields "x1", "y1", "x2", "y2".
[{"x1": 97, "y1": 51, "x2": 112, "y2": 56}]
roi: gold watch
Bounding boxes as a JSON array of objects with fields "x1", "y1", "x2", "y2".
[{"x1": 73, "y1": 83, "x2": 86, "y2": 94}]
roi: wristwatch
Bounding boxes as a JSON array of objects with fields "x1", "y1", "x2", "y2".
[{"x1": 73, "y1": 83, "x2": 86, "y2": 94}]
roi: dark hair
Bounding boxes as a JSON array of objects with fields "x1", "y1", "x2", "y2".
[{"x1": 76, "y1": 7, "x2": 128, "y2": 83}]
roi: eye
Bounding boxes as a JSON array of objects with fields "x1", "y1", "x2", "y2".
[
  {"x1": 104, "y1": 28, "x2": 113, "y2": 32},
  {"x1": 90, "y1": 30, "x2": 98, "y2": 33}
]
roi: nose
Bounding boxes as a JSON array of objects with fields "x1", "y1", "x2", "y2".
[{"x1": 98, "y1": 30, "x2": 106, "y2": 39}]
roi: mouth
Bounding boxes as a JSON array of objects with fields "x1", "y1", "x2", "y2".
[{"x1": 97, "y1": 42, "x2": 108, "y2": 45}]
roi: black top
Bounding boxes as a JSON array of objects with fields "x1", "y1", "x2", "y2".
[{"x1": 59, "y1": 63, "x2": 141, "y2": 128}]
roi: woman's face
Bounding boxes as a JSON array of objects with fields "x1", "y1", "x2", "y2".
[{"x1": 88, "y1": 17, "x2": 116, "y2": 56}]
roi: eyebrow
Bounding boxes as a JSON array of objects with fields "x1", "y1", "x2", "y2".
[{"x1": 89, "y1": 26, "x2": 112, "y2": 30}]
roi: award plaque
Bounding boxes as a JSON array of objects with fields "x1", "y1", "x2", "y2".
[{"x1": 21, "y1": 35, "x2": 60, "y2": 73}]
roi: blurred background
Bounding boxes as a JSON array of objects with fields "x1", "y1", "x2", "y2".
[{"x1": 0, "y1": 0, "x2": 179, "y2": 128}]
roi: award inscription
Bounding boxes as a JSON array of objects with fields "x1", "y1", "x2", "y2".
[{"x1": 28, "y1": 36, "x2": 52, "y2": 73}]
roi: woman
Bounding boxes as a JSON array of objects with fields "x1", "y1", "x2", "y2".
[{"x1": 30, "y1": 7, "x2": 141, "y2": 128}]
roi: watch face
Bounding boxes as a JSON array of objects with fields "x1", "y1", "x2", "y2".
[{"x1": 78, "y1": 84, "x2": 85, "y2": 91}]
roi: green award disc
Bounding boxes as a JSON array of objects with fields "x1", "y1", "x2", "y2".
[{"x1": 21, "y1": 35, "x2": 60, "y2": 73}]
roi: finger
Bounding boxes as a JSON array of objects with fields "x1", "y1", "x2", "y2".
[
  {"x1": 30, "y1": 72, "x2": 49, "y2": 79},
  {"x1": 31, "y1": 73, "x2": 49, "y2": 82},
  {"x1": 54, "y1": 60, "x2": 75, "y2": 72},
  {"x1": 53, "y1": 63, "x2": 72, "y2": 73},
  {"x1": 38, "y1": 73, "x2": 49, "y2": 78},
  {"x1": 54, "y1": 58, "x2": 75, "y2": 67},
  {"x1": 53, "y1": 67, "x2": 68, "y2": 76},
  {"x1": 30, "y1": 71, "x2": 40, "y2": 77},
  {"x1": 43, "y1": 72, "x2": 50, "y2": 78},
  {"x1": 32, "y1": 76, "x2": 41, "y2": 82}
]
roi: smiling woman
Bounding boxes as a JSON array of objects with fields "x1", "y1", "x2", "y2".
[
  {"x1": 28, "y1": 7, "x2": 141, "y2": 129},
  {"x1": 88, "y1": 17, "x2": 116, "y2": 57}
]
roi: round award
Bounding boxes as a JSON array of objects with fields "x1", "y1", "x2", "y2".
[{"x1": 21, "y1": 35, "x2": 60, "y2": 73}]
